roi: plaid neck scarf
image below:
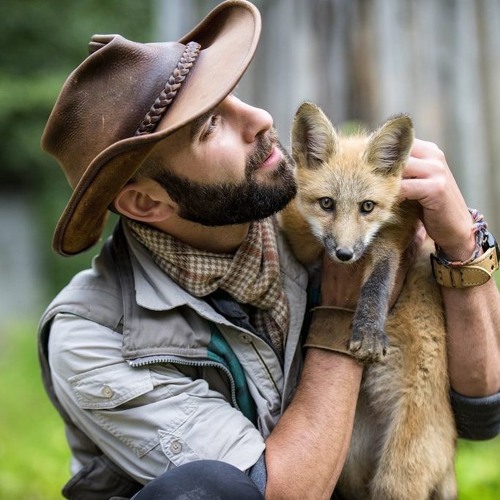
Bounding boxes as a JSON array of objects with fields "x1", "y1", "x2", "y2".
[{"x1": 126, "y1": 218, "x2": 289, "y2": 353}]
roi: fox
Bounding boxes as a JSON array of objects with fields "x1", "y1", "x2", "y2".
[{"x1": 279, "y1": 102, "x2": 457, "y2": 499}]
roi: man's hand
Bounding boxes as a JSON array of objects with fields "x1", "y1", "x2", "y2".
[{"x1": 400, "y1": 138, "x2": 476, "y2": 262}]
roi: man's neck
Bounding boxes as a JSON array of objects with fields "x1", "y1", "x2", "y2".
[{"x1": 149, "y1": 217, "x2": 250, "y2": 254}]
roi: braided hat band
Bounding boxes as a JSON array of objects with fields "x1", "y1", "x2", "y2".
[{"x1": 135, "y1": 41, "x2": 201, "y2": 136}]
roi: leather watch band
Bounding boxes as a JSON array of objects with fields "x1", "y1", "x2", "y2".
[{"x1": 431, "y1": 244, "x2": 499, "y2": 288}]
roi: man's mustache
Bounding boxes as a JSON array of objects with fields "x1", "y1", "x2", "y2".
[{"x1": 247, "y1": 128, "x2": 279, "y2": 174}]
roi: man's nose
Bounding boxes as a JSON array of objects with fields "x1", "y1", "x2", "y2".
[{"x1": 228, "y1": 96, "x2": 273, "y2": 142}]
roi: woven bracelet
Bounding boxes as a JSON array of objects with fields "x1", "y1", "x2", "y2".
[{"x1": 434, "y1": 208, "x2": 488, "y2": 267}]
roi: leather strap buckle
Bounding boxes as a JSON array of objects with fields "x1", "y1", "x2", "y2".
[{"x1": 431, "y1": 240, "x2": 499, "y2": 288}]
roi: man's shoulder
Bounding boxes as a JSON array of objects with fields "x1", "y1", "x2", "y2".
[{"x1": 40, "y1": 238, "x2": 124, "y2": 333}]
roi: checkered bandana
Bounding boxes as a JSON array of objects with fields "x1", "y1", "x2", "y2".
[{"x1": 126, "y1": 218, "x2": 289, "y2": 353}]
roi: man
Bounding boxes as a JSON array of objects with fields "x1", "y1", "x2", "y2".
[{"x1": 39, "y1": 1, "x2": 500, "y2": 499}]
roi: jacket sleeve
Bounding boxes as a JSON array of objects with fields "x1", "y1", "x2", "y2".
[
  {"x1": 48, "y1": 313, "x2": 265, "y2": 485},
  {"x1": 451, "y1": 388, "x2": 500, "y2": 440}
]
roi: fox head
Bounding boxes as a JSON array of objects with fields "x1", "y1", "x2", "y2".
[{"x1": 291, "y1": 102, "x2": 414, "y2": 263}]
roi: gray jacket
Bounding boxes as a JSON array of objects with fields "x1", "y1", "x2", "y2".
[{"x1": 38, "y1": 221, "x2": 309, "y2": 498}]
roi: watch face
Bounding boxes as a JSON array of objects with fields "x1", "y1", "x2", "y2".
[
  {"x1": 483, "y1": 231, "x2": 500, "y2": 261},
  {"x1": 483, "y1": 230, "x2": 496, "y2": 249},
  {"x1": 493, "y1": 241, "x2": 500, "y2": 265}
]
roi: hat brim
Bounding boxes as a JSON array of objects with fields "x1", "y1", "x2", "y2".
[{"x1": 53, "y1": 0, "x2": 261, "y2": 255}]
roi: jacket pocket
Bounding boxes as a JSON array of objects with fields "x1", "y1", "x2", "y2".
[
  {"x1": 68, "y1": 362, "x2": 198, "y2": 460},
  {"x1": 158, "y1": 429, "x2": 201, "y2": 467},
  {"x1": 69, "y1": 363, "x2": 153, "y2": 410}
]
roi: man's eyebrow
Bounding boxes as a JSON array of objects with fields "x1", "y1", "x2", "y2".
[{"x1": 190, "y1": 109, "x2": 214, "y2": 139}]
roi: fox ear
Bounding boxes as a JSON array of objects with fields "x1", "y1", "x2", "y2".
[
  {"x1": 291, "y1": 102, "x2": 338, "y2": 169},
  {"x1": 365, "y1": 114, "x2": 414, "y2": 176}
]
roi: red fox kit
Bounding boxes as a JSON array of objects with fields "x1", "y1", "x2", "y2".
[{"x1": 279, "y1": 102, "x2": 457, "y2": 499}]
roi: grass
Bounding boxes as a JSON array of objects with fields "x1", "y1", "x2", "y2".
[
  {"x1": 0, "y1": 321, "x2": 498, "y2": 499},
  {"x1": 456, "y1": 439, "x2": 500, "y2": 499},
  {"x1": 0, "y1": 320, "x2": 70, "y2": 499}
]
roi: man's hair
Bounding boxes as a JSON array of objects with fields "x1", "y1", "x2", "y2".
[{"x1": 134, "y1": 154, "x2": 165, "y2": 180}]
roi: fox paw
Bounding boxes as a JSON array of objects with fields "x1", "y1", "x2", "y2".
[{"x1": 349, "y1": 328, "x2": 388, "y2": 363}]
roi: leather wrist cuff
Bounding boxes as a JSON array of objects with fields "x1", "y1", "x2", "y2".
[
  {"x1": 431, "y1": 243, "x2": 499, "y2": 288},
  {"x1": 304, "y1": 307, "x2": 355, "y2": 357}
]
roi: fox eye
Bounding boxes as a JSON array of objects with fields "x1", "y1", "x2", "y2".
[
  {"x1": 319, "y1": 197, "x2": 335, "y2": 211},
  {"x1": 360, "y1": 200, "x2": 375, "y2": 213}
]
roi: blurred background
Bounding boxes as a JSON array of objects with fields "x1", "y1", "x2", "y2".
[{"x1": 0, "y1": 0, "x2": 498, "y2": 498}]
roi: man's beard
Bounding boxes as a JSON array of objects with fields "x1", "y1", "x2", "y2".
[{"x1": 152, "y1": 130, "x2": 297, "y2": 226}]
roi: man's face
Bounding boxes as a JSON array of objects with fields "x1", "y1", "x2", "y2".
[{"x1": 149, "y1": 95, "x2": 297, "y2": 226}]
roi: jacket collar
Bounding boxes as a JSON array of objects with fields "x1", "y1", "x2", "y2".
[{"x1": 123, "y1": 223, "x2": 201, "y2": 311}]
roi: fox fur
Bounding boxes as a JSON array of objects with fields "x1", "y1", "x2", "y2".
[{"x1": 279, "y1": 102, "x2": 457, "y2": 499}]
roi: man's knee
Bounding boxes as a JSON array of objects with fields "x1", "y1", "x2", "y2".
[{"x1": 133, "y1": 460, "x2": 264, "y2": 499}]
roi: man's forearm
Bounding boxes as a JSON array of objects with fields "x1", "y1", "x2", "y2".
[
  {"x1": 443, "y1": 280, "x2": 500, "y2": 396},
  {"x1": 264, "y1": 349, "x2": 362, "y2": 499}
]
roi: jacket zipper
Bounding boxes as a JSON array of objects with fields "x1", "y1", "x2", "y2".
[
  {"x1": 127, "y1": 355, "x2": 240, "y2": 412},
  {"x1": 248, "y1": 341, "x2": 281, "y2": 395}
]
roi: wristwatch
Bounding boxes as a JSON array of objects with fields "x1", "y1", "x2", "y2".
[{"x1": 431, "y1": 231, "x2": 500, "y2": 288}]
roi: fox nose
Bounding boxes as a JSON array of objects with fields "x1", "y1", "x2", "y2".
[{"x1": 336, "y1": 248, "x2": 354, "y2": 262}]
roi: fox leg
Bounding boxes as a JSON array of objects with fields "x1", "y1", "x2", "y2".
[
  {"x1": 430, "y1": 463, "x2": 457, "y2": 500},
  {"x1": 350, "y1": 256, "x2": 396, "y2": 363},
  {"x1": 431, "y1": 462, "x2": 457, "y2": 500},
  {"x1": 368, "y1": 401, "x2": 456, "y2": 500}
]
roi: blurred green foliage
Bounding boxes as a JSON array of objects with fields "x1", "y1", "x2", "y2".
[
  {"x1": 0, "y1": 0, "x2": 154, "y2": 296},
  {"x1": 1, "y1": 1, "x2": 154, "y2": 77}
]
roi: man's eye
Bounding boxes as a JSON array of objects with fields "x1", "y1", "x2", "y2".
[{"x1": 202, "y1": 114, "x2": 219, "y2": 139}]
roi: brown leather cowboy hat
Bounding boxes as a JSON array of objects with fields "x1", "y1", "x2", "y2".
[{"x1": 42, "y1": 0, "x2": 261, "y2": 256}]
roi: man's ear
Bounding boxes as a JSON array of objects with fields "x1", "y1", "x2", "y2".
[{"x1": 113, "y1": 178, "x2": 176, "y2": 222}]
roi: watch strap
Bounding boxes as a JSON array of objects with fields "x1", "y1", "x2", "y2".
[{"x1": 431, "y1": 244, "x2": 499, "y2": 288}]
